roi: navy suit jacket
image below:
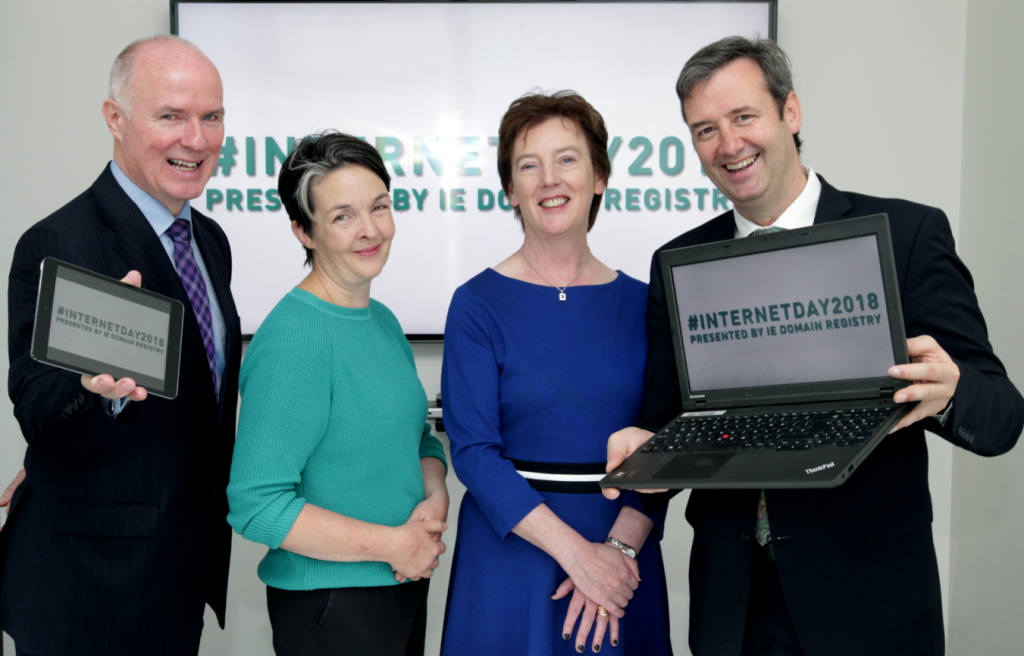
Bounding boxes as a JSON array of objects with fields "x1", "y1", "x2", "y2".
[
  {"x1": 640, "y1": 176, "x2": 1023, "y2": 656},
  {"x1": 1, "y1": 166, "x2": 242, "y2": 656}
]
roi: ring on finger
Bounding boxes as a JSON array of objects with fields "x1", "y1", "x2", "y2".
[{"x1": 596, "y1": 606, "x2": 610, "y2": 617}]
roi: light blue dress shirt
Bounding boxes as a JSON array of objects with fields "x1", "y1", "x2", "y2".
[{"x1": 110, "y1": 160, "x2": 227, "y2": 395}]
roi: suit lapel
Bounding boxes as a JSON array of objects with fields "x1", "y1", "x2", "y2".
[
  {"x1": 709, "y1": 211, "x2": 739, "y2": 241},
  {"x1": 92, "y1": 167, "x2": 215, "y2": 401},
  {"x1": 812, "y1": 175, "x2": 854, "y2": 225}
]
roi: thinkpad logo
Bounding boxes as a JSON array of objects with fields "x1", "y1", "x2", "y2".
[{"x1": 806, "y1": 462, "x2": 836, "y2": 475}]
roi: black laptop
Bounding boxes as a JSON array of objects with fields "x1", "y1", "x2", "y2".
[{"x1": 602, "y1": 214, "x2": 913, "y2": 490}]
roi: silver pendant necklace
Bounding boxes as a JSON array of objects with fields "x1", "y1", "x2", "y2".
[{"x1": 519, "y1": 248, "x2": 591, "y2": 301}]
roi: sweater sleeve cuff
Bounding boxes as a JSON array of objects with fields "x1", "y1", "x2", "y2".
[
  {"x1": 235, "y1": 495, "x2": 306, "y2": 550},
  {"x1": 494, "y1": 493, "x2": 546, "y2": 541},
  {"x1": 419, "y1": 438, "x2": 449, "y2": 476},
  {"x1": 464, "y1": 466, "x2": 547, "y2": 540}
]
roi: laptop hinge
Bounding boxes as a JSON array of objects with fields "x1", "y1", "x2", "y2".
[
  {"x1": 695, "y1": 400, "x2": 706, "y2": 409},
  {"x1": 880, "y1": 387, "x2": 894, "y2": 398}
]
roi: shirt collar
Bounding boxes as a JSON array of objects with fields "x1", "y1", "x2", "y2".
[
  {"x1": 733, "y1": 166, "x2": 821, "y2": 238},
  {"x1": 109, "y1": 160, "x2": 192, "y2": 237}
]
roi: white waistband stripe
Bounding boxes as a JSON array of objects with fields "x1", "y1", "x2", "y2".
[{"x1": 516, "y1": 470, "x2": 606, "y2": 482}]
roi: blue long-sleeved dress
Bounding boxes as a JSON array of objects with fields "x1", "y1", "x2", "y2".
[{"x1": 440, "y1": 269, "x2": 673, "y2": 655}]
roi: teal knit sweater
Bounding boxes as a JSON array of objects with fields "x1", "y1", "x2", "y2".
[{"x1": 226, "y1": 288, "x2": 447, "y2": 590}]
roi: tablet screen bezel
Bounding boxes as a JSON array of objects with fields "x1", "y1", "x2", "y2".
[{"x1": 30, "y1": 258, "x2": 185, "y2": 399}]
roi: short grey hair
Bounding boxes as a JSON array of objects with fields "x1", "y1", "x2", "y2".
[
  {"x1": 676, "y1": 36, "x2": 801, "y2": 153},
  {"x1": 108, "y1": 35, "x2": 203, "y2": 118},
  {"x1": 278, "y1": 132, "x2": 392, "y2": 267}
]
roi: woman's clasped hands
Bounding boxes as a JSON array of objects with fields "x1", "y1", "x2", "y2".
[
  {"x1": 393, "y1": 478, "x2": 450, "y2": 583},
  {"x1": 552, "y1": 539, "x2": 641, "y2": 652},
  {"x1": 387, "y1": 517, "x2": 447, "y2": 582}
]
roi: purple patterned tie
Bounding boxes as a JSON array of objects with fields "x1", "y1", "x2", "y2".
[{"x1": 167, "y1": 219, "x2": 218, "y2": 393}]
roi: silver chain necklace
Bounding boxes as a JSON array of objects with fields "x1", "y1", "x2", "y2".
[{"x1": 519, "y1": 248, "x2": 591, "y2": 301}]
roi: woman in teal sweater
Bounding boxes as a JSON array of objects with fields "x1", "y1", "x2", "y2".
[{"x1": 227, "y1": 132, "x2": 449, "y2": 656}]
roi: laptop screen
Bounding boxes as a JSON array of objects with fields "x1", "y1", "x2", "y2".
[{"x1": 671, "y1": 235, "x2": 896, "y2": 393}]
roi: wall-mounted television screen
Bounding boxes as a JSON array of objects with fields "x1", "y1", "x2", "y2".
[{"x1": 174, "y1": 0, "x2": 776, "y2": 339}]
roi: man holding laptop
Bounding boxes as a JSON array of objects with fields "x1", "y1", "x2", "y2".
[
  {"x1": 1, "y1": 36, "x2": 240, "y2": 656},
  {"x1": 605, "y1": 37, "x2": 1023, "y2": 655}
]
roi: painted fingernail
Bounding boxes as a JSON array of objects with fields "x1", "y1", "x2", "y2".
[
  {"x1": 577, "y1": 645, "x2": 584, "y2": 653},
  {"x1": 612, "y1": 640, "x2": 618, "y2": 647},
  {"x1": 594, "y1": 644, "x2": 601, "y2": 652},
  {"x1": 563, "y1": 634, "x2": 570, "y2": 641}
]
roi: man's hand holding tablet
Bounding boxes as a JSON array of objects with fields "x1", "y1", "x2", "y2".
[{"x1": 79, "y1": 270, "x2": 149, "y2": 403}]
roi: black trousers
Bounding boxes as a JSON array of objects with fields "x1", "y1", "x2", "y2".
[
  {"x1": 14, "y1": 636, "x2": 200, "y2": 656},
  {"x1": 266, "y1": 580, "x2": 429, "y2": 656},
  {"x1": 741, "y1": 544, "x2": 805, "y2": 656}
]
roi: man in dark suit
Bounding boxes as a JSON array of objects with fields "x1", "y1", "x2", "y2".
[
  {"x1": 605, "y1": 37, "x2": 1023, "y2": 656},
  {"x1": 1, "y1": 36, "x2": 241, "y2": 656}
]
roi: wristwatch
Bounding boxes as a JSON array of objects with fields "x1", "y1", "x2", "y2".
[{"x1": 604, "y1": 536, "x2": 637, "y2": 560}]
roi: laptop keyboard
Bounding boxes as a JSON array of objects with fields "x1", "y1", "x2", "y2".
[{"x1": 641, "y1": 407, "x2": 894, "y2": 453}]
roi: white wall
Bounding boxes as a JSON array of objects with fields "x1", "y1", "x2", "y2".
[
  {"x1": 2, "y1": 1, "x2": 1021, "y2": 655},
  {"x1": 947, "y1": 0, "x2": 1024, "y2": 653}
]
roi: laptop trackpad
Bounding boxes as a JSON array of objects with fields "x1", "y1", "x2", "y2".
[{"x1": 653, "y1": 453, "x2": 735, "y2": 480}]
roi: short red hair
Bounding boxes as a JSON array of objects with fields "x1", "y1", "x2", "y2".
[{"x1": 497, "y1": 90, "x2": 610, "y2": 231}]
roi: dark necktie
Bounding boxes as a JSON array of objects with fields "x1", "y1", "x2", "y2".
[
  {"x1": 167, "y1": 218, "x2": 218, "y2": 393},
  {"x1": 749, "y1": 223, "x2": 784, "y2": 545}
]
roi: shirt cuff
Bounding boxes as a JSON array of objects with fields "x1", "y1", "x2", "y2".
[
  {"x1": 105, "y1": 397, "x2": 130, "y2": 417},
  {"x1": 935, "y1": 401, "x2": 953, "y2": 427}
]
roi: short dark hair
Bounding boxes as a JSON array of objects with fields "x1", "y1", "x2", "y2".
[
  {"x1": 676, "y1": 36, "x2": 802, "y2": 153},
  {"x1": 278, "y1": 131, "x2": 391, "y2": 266},
  {"x1": 497, "y1": 90, "x2": 610, "y2": 231}
]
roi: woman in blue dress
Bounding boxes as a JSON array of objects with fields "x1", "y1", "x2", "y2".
[{"x1": 441, "y1": 92, "x2": 672, "y2": 655}]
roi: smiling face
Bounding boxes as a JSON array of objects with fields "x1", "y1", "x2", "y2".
[
  {"x1": 295, "y1": 165, "x2": 395, "y2": 293},
  {"x1": 507, "y1": 117, "x2": 607, "y2": 240},
  {"x1": 684, "y1": 57, "x2": 805, "y2": 224},
  {"x1": 104, "y1": 40, "x2": 224, "y2": 215}
]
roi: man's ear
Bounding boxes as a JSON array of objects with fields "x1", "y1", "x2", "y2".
[
  {"x1": 784, "y1": 90, "x2": 802, "y2": 135},
  {"x1": 102, "y1": 99, "x2": 125, "y2": 142}
]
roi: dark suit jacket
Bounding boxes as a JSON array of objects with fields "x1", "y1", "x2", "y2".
[
  {"x1": 641, "y1": 176, "x2": 1024, "y2": 656},
  {"x1": 1, "y1": 166, "x2": 242, "y2": 656}
]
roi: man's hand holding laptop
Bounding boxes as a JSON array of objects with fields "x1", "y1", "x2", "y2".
[
  {"x1": 886, "y1": 334, "x2": 959, "y2": 433},
  {"x1": 603, "y1": 427, "x2": 661, "y2": 500}
]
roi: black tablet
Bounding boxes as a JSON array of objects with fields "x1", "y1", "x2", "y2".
[{"x1": 31, "y1": 258, "x2": 185, "y2": 399}]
